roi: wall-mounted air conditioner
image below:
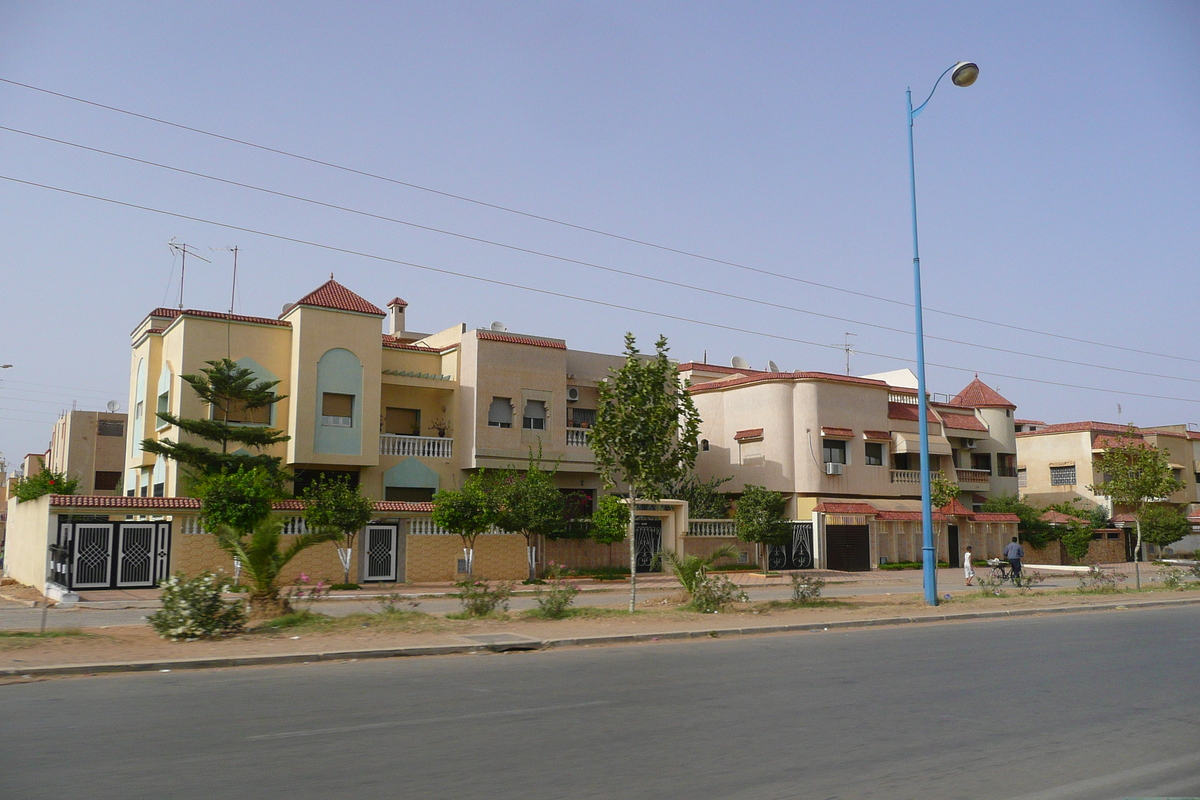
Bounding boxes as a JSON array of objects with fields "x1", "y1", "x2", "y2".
[
  {"x1": 566, "y1": 387, "x2": 580, "y2": 402},
  {"x1": 825, "y1": 462, "x2": 843, "y2": 475},
  {"x1": 963, "y1": 439, "x2": 977, "y2": 449}
]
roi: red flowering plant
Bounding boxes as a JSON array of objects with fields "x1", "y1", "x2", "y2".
[{"x1": 13, "y1": 459, "x2": 80, "y2": 503}]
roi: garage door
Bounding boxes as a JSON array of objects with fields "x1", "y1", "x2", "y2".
[{"x1": 825, "y1": 525, "x2": 871, "y2": 572}]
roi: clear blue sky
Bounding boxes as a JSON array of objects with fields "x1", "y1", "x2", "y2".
[{"x1": 1, "y1": 1, "x2": 1197, "y2": 468}]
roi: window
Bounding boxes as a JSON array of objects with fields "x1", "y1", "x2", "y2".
[
  {"x1": 865, "y1": 442, "x2": 884, "y2": 466},
  {"x1": 1017, "y1": 468, "x2": 1027, "y2": 488},
  {"x1": 153, "y1": 482, "x2": 165, "y2": 498},
  {"x1": 701, "y1": 439, "x2": 710, "y2": 452},
  {"x1": 523, "y1": 400, "x2": 547, "y2": 430},
  {"x1": 568, "y1": 407, "x2": 596, "y2": 428},
  {"x1": 321, "y1": 393, "x2": 354, "y2": 427},
  {"x1": 157, "y1": 391, "x2": 169, "y2": 416},
  {"x1": 385, "y1": 407, "x2": 421, "y2": 436},
  {"x1": 488, "y1": 397, "x2": 513, "y2": 428},
  {"x1": 97, "y1": 420, "x2": 124, "y2": 437},
  {"x1": 135, "y1": 400, "x2": 144, "y2": 419},
  {"x1": 385, "y1": 486, "x2": 435, "y2": 502},
  {"x1": 1050, "y1": 465, "x2": 1076, "y2": 486},
  {"x1": 222, "y1": 399, "x2": 272, "y2": 425},
  {"x1": 823, "y1": 439, "x2": 847, "y2": 464},
  {"x1": 998, "y1": 453, "x2": 1017, "y2": 478},
  {"x1": 94, "y1": 471, "x2": 121, "y2": 491},
  {"x1": 971, "y1": 452, "x2": 993, "y2": 473}
]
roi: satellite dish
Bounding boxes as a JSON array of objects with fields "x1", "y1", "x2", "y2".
[
  {"x1": 490, "y1": 321, "x2": 508, "y2": 332},
  {"x1": 731, "y1": 356, "x2": 750, "y2": 370},
  {"x1": 106, "y1": 400, "x2": 120, "y2": 413},
  {"x1": 767, "y1": 360, "x2": 780, "y2": 373}
]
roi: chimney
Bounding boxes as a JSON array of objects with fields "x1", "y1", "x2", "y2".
[{"x1": 387, "y1": 297, "x2": 408, "y2": 336}]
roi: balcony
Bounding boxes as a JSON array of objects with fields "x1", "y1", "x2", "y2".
[
  {"x1": 379, "y1": 434, "x2": 452, "y2": 458},
  {"x1": 890, "y1": 470, "x2": 921, "y2": 484},
  {"x1": 566, "y1": 428, "x2": 591, "y2": 448},
  {"x1": 956, "y1": 468, "x2": 991, "y2": 486}
]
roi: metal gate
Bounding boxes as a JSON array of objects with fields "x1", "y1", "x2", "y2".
[
  {"x1": 634, "y1": 518, "x2": 662, "y2": 573},
  {"x1": 54, "y1": 519, "x2": 171, "y2": 590},
  {"x1": 825, "y1": 525, "x2": 871, "y2": 572},
  {"x1": 768, "y1": 522, "x2": 814, "y2": 570},
  {"x1": 362, "y1": 525, "x2": 400, "y2": 582}
]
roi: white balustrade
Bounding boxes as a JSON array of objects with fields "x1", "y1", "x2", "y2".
[
  {"x1": 956, "y1": 468, "x2": 991, "y2": 484},
  {"x1": 379, "y1": 434, "x2": 453, "y2": 458},
  {"x1": 566, "y1": 428, "x2": 591, "y2": 447},
  {"x1": 688, "y1": 519, "x2": 738, "y2": 537},
  {"x1": 890, "y1": 469, "x2": 922, "y2": 484}
]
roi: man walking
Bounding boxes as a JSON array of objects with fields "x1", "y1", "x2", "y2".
[{"x1": 1003, "y1": 536, "x2": 1025, "y2": 582}]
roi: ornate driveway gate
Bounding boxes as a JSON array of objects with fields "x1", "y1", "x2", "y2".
[
  {"x1": 768, "y1": 522, "x2": 814, "y2": 570},
  {"x1": 53, "y1": 518, "x2": 171, "y2": 590}
]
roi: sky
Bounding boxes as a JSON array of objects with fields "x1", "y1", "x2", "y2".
[{"x1": 1, "y1": 1, "x2": 1198, "y2": 469}]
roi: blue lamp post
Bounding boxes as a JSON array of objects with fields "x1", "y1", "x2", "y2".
[{"x1": 907, "y1": 61, "x2": 978, "y2": 607}]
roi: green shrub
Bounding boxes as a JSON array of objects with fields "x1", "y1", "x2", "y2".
[
  {"x1": 532, "y1": 562, "x2": 581, "y2": 619},
  {"x1": 454, "y1": 579, "x2": 513, "y2": 617},
  {"x1": 1077, "y1": 567, "x2": 1128, "y2": 593},
  {"x1": 13, "y1": 461, "x2": 79, "y2": 503},
  {"x1": 1156, "y1": 565, "x2": 1190, "y2": 591},
  {"x1": 149, "y1": 572, "x2": 246, "y2": 640},
  {"x1": 790, "y1": 574, "x2": 826, "y2": 602},
  {"x1": 690, "y1": 575, "x2": 747, "y2": 613}
]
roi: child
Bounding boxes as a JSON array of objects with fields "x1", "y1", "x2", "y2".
[{"x1": 964, "y1": 545, "x2": 975, "y2": 586}]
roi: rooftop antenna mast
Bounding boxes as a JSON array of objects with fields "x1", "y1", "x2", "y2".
[
  {"x1": 831, "y1": 332, "x2": 856, "y2": 375},
  {"x1": 212, "y1": 245, "x2": 241, "y2": 313},
  {"x1": 168, "y1": 239, "x2": 210, "y2": 309}
]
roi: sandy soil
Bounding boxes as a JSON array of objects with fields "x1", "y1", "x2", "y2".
[{"x1": 3, "y1": 587, "x2": 1197, "y2": 676}]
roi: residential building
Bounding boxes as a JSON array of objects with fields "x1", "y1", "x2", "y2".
[
  {"x1": 45, "y1": 410, "x2": 129, "y2": 495},
  {"x1": 682, "y1": 362, "x2": 1019, "y2": 570}
]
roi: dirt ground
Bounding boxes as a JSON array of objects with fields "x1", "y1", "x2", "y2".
[{"x1": 4, "y1": 587, "x2": 1198, "y2": 675}]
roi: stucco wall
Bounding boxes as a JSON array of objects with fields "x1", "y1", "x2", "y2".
[
  {"x1": 405, "y1": 533, "x2": 526, "y2": 582},
  {"x1": 2, "y1": 495, "x2": 54, "y2": 590}
]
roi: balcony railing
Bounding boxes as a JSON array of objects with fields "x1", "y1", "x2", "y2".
[
  {"x1": 566, "y1": 428, "x2": 591, "y2": 447},
  {"x1": 890, "y1": 469, "x2": 922, "y2": 484},
  {"x1": 379, "y1": 434, "x2": 453, "y2": 458},
  {"x1": 689, "y1": 519, "x2": 738, "y2": 536},
  {"x1": 956, "y1": 468, "x2": 991, "y2": 484}
]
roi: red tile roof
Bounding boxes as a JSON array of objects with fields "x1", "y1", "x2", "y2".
[
  {"x1": 874, "y1": 510, "x2": 937, "y2": 521},
  {"x1": 970, "y1": 512, "x2": 1020, "y2": 523},
  {"x1": 948, "y1": 377, "x2": 1015, "y2": 409},
  {"x1": 293, "y1": 279, "x2": 386, "y2": 316},
  {"x1": 939, "y1": 498, "x2": 974, "y2": 516},
  {"x1": 1015, "y1": 419, "x2": 1046, "y2": 426},
  {"x1": 939, "y1": 413, "x2": 988, "y2": 432},
  {"x1": 689, "y1": 371, "x2": 889, "y2": 394},
  {"x1": 1016, "y1": 421, "x2": 1130, "y2": 437},
  {"x1": 814, "y1": 502, "x2": 877, "y2": 515},
  {"x1": 1040, "y1": 510, "x2": 1087, "y2": 525},
  {"x1": 386, "y1": 297, "x2": 409, "y2": 308},
  {"x1": 1111, "y1": 512, "x2": 1138, "y2": 524},
  {"x1": 676, "y1": 362, "x2": 763, "y2": 375},
  {"x1": 1092, "y1": 433, "x2": 1148, "y2": 450},
  {"x1": 382, "y1": 335, "x2": 443, "y2": 352},
  {"x1": 476, "y1": 330, "x2": 567, "y2": 350},
  {"x1": 733, "y1": 428, "x2": 764, "y2": 441},
  {"x1": 820, "y1": 426, "x2": 853, "y2": 438},
  {"x1": 46, "y1": 495, "x2": 433, "y2": 514},
  {"x1": 139, "y1": 307, "x2": 292, "y2": 334},
  {"x1": 888, "y1": 402, "x2": 940, "y2": 424},
  {"x1": 862, "y1": 430, "x2": 891, "y2": 441}
]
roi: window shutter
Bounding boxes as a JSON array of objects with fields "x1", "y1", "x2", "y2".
[{"x1": 488, "y1": 397, "x2": 512, "y2": 425}]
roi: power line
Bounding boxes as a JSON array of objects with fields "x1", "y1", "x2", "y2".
[
  {"x1": 1, "y1": 378, "x2": 125, "y2": 398},
  {"x1": 4, "y1": 76, "x2": 1196, "y2": 367},
  {"x1": 3, "y1": 172, "x2": 1200, "y2": 407},
  {"x1": 3, "y1": 125, "x2": 1197, "y2": 386}
]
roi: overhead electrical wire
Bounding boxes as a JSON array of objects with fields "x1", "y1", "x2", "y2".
[
  {"x1": 2, "y1": 172, "x2": 1198, "y2": 408},
  {"x1": 2, "y1": 125, "x2": 1197, "y2": 387},
  {"x1": 1, "y1": 378, "x2": 125, "y2": 399},
  {"x1": 3, "y1": 76, "x2": 1196, "y2": 367}
]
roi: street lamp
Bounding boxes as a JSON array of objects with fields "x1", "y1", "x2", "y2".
[{"x1": 907, "y1": 62, "x2": 978, "y2": 607}]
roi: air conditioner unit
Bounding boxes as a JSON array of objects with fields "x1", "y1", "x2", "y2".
[
  {"x1": 963, "y1": 439, "x2": 977, "y2": 449},
  {"x1": 825, "y1": 462, "x2": 843, "y2": 475},
  {"x1": 566, "y1": 387, "x2": 580, "y2": 403}
]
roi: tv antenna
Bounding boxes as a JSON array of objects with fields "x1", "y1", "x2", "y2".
[
  {"x1": 168, "y1": 239, "x2": 210, "y2": 309},
  {"x1": 211, "y1": 245, "x2": 241, "y2": 314},
  {"x1": 831, "y1": 332, "x2": 856, "y2": 375}
]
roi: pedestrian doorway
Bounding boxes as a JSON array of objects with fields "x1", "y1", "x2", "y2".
[
  {"x1": 362, "y1": 525, "x2": 403, "y2": 582},
  {"x1": 768, "y1": 522, "x2": 815, "y2": 570},
  {"x1": 634, "y1": 517, "x2": 662, "y2": 573},
  {"x1": 947, "y1": 525, "x2": 960, "y2": 570}
]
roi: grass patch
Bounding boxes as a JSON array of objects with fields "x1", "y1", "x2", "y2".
[
  {"x1": 566, "y1": 566, "x2": 629, "y2": 581},
  {"x1": 445, "y1": 611, "x2": 509, "y2": 621},
  {"x1": 879, "y1": 561, "x2": 950, "y2": 570},
  {"x1": 0, "y1": 629, "x2": 95, "y2": 650},
  {"x1": 753, "y1": 599, "x2": 854, "y2": 612},
  {"x1": 518, "y1": 606, "x2": 640, "y2": 620}
]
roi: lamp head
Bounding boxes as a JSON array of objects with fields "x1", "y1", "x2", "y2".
[{"x1": 951, "y1": 62, "x2": 979, "y2": 87}]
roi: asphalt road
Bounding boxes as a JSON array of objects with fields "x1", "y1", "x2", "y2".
[{"x1": 3, "y1": 605, "x2": 1198, "y2": 799}]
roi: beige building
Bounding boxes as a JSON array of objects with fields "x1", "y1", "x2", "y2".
[
  {"x1": 682, "y1": 362, "x2": 1019, "y2": 570},
  {"x1": 44, "y1": 411, "x2": 129, "y2": 495}
]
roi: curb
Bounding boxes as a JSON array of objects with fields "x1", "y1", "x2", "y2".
[{"x1": 4, "y1": 596, "x2": 1197, "y2": 680}]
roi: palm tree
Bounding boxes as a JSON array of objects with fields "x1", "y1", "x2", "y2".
[
  {"x1": 214, "y1": 519, "x2": 341, "y2": 618},
  {"x1": 656, "y1": 543, "x2": 742, "y2": 597}
]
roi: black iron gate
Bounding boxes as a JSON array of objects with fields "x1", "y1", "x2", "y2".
[
  {"x1": 634, "y1": 518, "x2": 662, "y2": 573},
  {"x1": 768, "y1": 522, "x2": 815, "y2": 570},
  {"x1": 51, "y1": 518, "x2": 171, "y2": 590},
  {"x1": 362, "y1": 525, "x2": 401, "y2": 582}
]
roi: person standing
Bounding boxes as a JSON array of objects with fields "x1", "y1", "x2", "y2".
[
  {"x1": 1003, "y1": 536, "x2": 1025, "y2": 581},
  {"x1": 963, "y1": 545, "x2": 975, "y2": 586}
]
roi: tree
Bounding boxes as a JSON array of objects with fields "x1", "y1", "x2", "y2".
[
  {"x1": 591, "y1": 333, "x2": 702, "y2": 611},
  {"x1": 491, "y1": 455, "x2": 567, "y2": 581},
  {"x1": 142, "y1": 358, "x2": 289, "y2": 480},
  {"x1": 656, "y1": 543, "x2": 741, "y2": 596},
  {"x1": 196, "y1": 466, "x2": 339, "y2": 618},
  {"x1": 735, "y1": 484, "x2": 790, "y2": 573},
  {"x1": 670, "y1": 473, "x2": 731, "y2": 519},
  {"x1": 12, "y1": 459, "x2": 79, "y2": 503},
  {"x1": 431, "y1": 471, "x2": 497, "y2": 576},
  {"x1": 929, "y1": 471, "x2": 961, "y2": 513},
  {"x1": 302, "y1": 476, "x2": 376, "y2": 586},
  {"x1": 981, "y1": 493, "x2": 1055, "y2": 548},
  {"x1": 1089, "y1": 426, "x2": 1184, "y2": 588},
  {"x1": 590, "y1": 494, "x2": 631, "y2": 566},
  {"x1": 1045, "y1": 500, "x2": 1098, "y2": 562},
  {"x1": 1139, "y1": 503, "x2": 1190, "y2": 555}
]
